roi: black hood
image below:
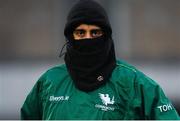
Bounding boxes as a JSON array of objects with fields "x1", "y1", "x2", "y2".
[
  {"x1": 64, "y1": 0, "x2": 116, "y2": 92},
  {"x1": 64, "y1": 0, "x2": 112, "y2": 40}
]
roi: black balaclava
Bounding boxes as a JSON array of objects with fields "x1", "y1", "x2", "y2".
[{"x1": 64, "y1": 0, "x2": 116, "y2": 92}]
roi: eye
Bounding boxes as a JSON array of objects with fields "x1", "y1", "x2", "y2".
[
  {"x1": 91, "y1": 29, "x2": 103, "y2": 38},
  {"x1": 73, "y1": 29, "x2": 86, "y2": 38}
]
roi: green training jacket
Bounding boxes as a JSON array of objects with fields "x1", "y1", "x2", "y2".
[{"x1": 21, "y1": 60, "x2": 179, "y2": 120}]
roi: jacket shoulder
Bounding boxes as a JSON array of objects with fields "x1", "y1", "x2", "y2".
[
  {"x1": 116, "y1": 60, "x2": 137, "y2": 73},
  {"x1": 37, "y1": 63, "x2": 69, "y2": 83},
  {"x1": 116, "y1": 60, "x2": 158, "y2": 85},
  {"x1": 111, "y1": 60, "x2": 137, "y2": 90},
  {"x1": 46, "y1": 63, "x2": 67, "y2": 73},
  {"x1": 113, "y1": 60, "x2": 137, "y2": 80},
  {"x1": 113, "y1": 60, "x2": 160, "y2": 89}
]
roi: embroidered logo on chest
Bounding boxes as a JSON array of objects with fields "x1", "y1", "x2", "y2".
[{"x1": 95, "y1": 93, "x2": 115, "y2": 111}]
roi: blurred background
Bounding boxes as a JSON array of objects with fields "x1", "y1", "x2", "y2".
[{"x1": 0, "y1": 0, "x2": 179, "y2": 119}]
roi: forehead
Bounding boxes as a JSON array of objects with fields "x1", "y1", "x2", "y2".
[{"x1": 75, "y1": 24, "x2": 101, "y2": 30}]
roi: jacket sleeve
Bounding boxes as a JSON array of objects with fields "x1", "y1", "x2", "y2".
[
  {"x1": 152, "y1": 85, "x2": 180, "y2": 120},
  {"x1": 21, "y1": 75, "x2": 44, "y2": 120},
  {"x1": 135, "y1": 73, "x2": 180, "y2": 120}
]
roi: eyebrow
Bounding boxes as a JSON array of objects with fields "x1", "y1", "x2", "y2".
[
  {"x1": 90, "y1": 29, "x2": 102, "y2": 31},
  {"x1": 74, "y1": 29, "x2": 85, "y2": 31},
  {"x1": 74, "y1": 28, "x2": 102, "y2": 31}
]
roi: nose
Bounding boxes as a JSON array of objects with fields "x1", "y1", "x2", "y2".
[{"x1": 85, "y1": 31, "x2": 91, "y2": 39}]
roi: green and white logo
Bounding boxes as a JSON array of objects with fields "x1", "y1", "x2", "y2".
[
  {"x1": 99, "y1": 93, "x2": 115, "y2": 106},
  {"x1": 95, "y1": 93, "x2": 115, "y2": 111}
]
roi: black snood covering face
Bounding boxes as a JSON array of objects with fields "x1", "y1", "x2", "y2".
[{"x1": 64, "y1": 0, "x2": 116, "y2": 92}]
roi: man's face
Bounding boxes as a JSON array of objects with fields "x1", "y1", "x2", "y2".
[{"x1": 73, "y1": 24, "x2": 103, "y2": 40}]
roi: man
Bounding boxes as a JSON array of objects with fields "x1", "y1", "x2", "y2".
[{"x1": 21, "y1": 0, "x2": 179, "y2": 120}]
